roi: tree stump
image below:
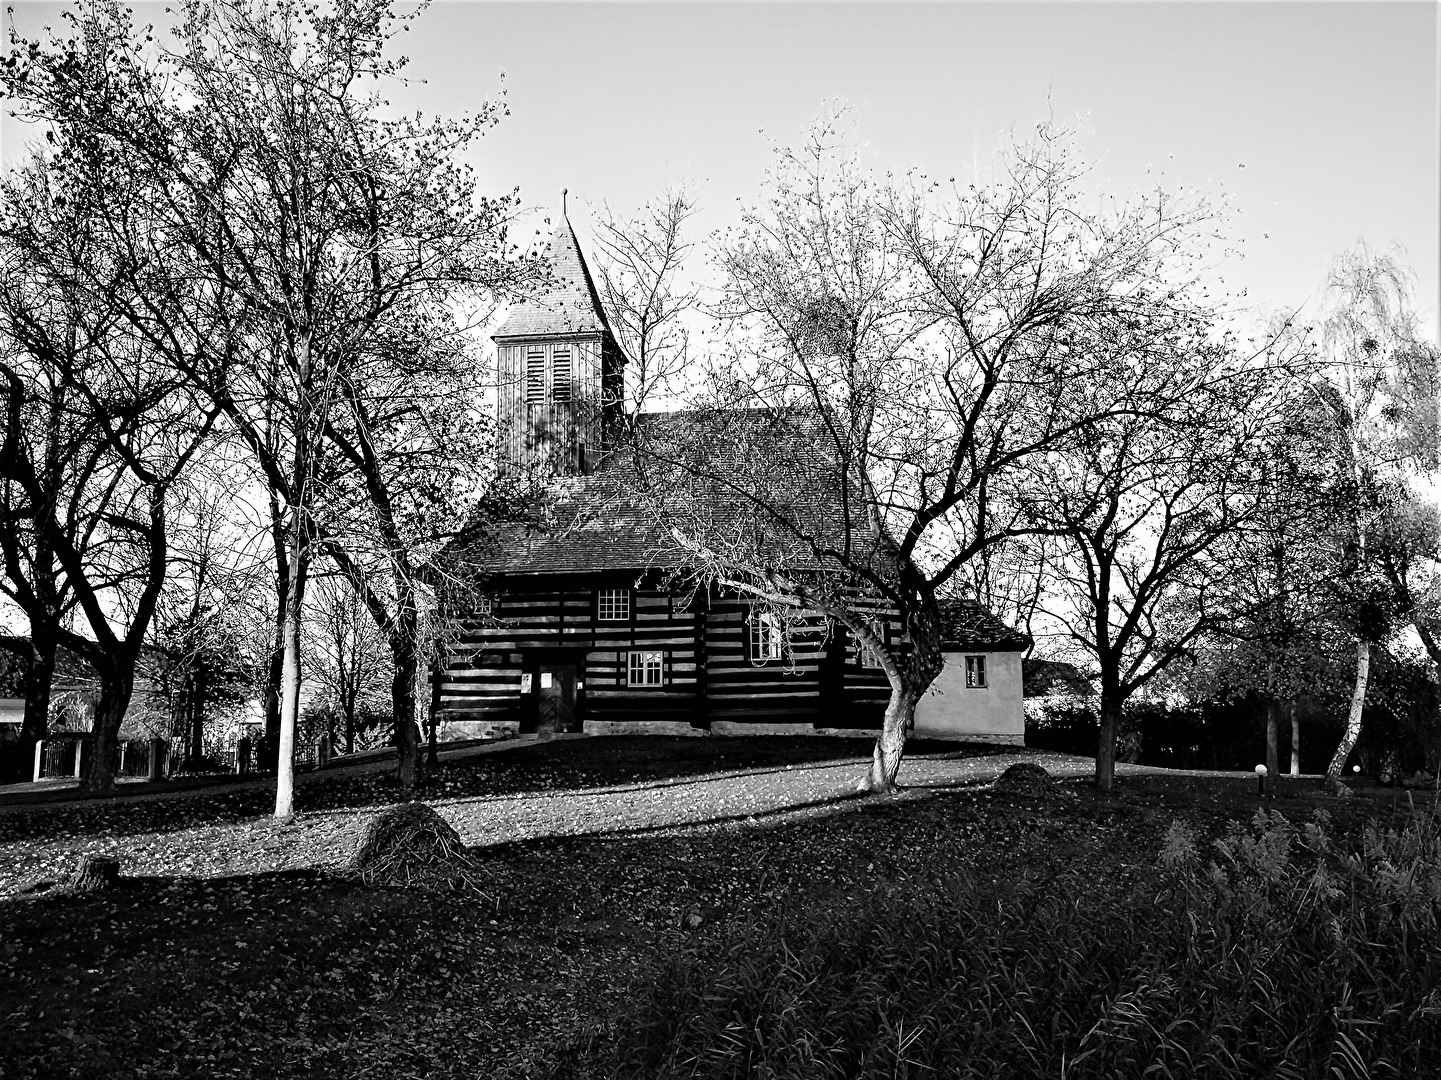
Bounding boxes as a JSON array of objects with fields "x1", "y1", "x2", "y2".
[{"x1": 68, "y1": 855, "x2": 121, "y2": 893}]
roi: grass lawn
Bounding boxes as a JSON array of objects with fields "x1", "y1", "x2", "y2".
[{"x1": 0, "y1": 737, "x2": 1434, "y2": 1079}]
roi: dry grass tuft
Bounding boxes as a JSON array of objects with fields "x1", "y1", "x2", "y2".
[
  {"x1": 347, "y1": 802, "x2": 497, "y2": 905},
  {"x1": 994, "y1": 761, "x2": 1071, "y2": 798}
]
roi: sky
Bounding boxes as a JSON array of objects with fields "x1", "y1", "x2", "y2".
[{"x1": 1, "y1": 0, "x2": 1437, "y2": 339}]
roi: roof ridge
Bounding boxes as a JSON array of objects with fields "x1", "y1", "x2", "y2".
[{"x1": 561, "y1": 215, "x2": 615, "y2": 338}]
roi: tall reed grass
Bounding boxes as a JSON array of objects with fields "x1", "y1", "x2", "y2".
[{"x1": 576, "y1": 804, "x2": 1441, "y2": 1078}]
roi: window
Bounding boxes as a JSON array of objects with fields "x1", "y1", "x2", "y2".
[
  {"x1": 627, "y1": 650, "x2": 665, "y2": 686},
  {"x1": 750, "y1": 610, "x2": 784, "y2": 663},
  {"x1": 525, "y1": 346, "x2": 546, "y2": 404},
  {"x1": 858, "y1": 619, "x2": 885, "y2": 669},
  {"x1": 552, "y1": 345, "x2": 572, "y2": 403},
  {"x1": 965, "y1": 655, "x2": 987, "y2": 689},
  {"x1": 597, "y1": 588, "x2": 631, "y2": 621}
]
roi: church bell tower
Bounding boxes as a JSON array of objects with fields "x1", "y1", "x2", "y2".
[{"x1": 493, "y1": 194, "x2": 626, "y2": 475}]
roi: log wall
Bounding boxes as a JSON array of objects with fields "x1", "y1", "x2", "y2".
[{"x1": 438, "y1": 575, "x2": 902, "y2": 730}]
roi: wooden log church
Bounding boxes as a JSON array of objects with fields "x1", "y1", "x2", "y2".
[{"x1": 434, "y1": 214, "x2": 1027, "y2": 741}]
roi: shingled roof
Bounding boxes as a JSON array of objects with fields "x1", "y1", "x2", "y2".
[
  {"x1": 492, "y1": 216, "x2": 613, "y2": 340},
  {"x1": 936, "y1": 598, "x2": 1030, "y2": 652},
  {"x1": 449, "y1": 408, "x2": 880, "y2": 576},
  {"x1": 449, "y1": 410, "x2": 1025, "y2": 649}
]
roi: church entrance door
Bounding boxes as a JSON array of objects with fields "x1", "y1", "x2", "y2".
[{"x1": 536, "y1": 662, "x2": 581, "y2": 735}]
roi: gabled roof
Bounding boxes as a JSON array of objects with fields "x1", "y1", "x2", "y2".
[
  {"x1": 937, "y1": 598, "x2": 1030, "y2": 652},
  {"x1": 493, "y1": 216, "x2": 614, "y2": 340},
  {"x1": 447, "y1": 408, "x2": 881, "y2": 576},
  {"x1": 0, "y1": 635, "x2": 102, "y2": 696},
  {"x1": 447, "y1": 409, "x2": 1023, "y2": 645}
]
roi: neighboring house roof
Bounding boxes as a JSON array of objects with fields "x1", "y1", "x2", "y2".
[
  {"x1": 492, "y1": 217, "x2": 614, "y2": 340},
  {"x1": 0, "y1": 635, "x2": 99, "y2": 695},
  {"x1": 449, "y1": 408, "x2": 882, "y2": 576},
  {"x1": 1022, "y1": 658, "x2": 1097, "y2": 698},
  {"x1": 936, "y1": 599, "x2": 1030, "y2": 652}
]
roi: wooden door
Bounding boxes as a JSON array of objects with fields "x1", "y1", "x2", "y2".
[{"x1": 536, "y1": 663, "x2": 580, "y2": 734}]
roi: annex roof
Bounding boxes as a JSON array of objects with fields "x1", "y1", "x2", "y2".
[
  {"x1": 937, "y1": 598, "x2": 1030, "y2": 652},
  {"x1": 492, "y1": 216, "x2": 613, "y2": 341}
]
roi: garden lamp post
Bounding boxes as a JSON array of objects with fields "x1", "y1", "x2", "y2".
[{"x1": 1255, "y1": 763, "x2": 1268, "y2": 796}]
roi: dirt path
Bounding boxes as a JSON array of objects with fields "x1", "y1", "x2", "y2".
[{"x1": 0, "y1": 747, "x2": 1087, "y2": 897}]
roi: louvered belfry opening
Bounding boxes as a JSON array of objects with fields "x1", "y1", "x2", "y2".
[{"x1": 493, "y1": 210, "x2": 625, "y2": 475}]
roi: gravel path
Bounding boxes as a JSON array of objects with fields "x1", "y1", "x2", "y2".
[
  {"x1": 0, "y1": 747, "x2": 1090, "y2": 897},
  {"x1": 436, "y1": 749, "x2": 1095, "y2": 847}
]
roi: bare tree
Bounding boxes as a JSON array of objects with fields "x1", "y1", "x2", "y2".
[
  {"x1": 302, "y1": 572, "x2": 391, "y2": 755},
  {"x1": 0, "y1": 151, "x2": 220, "y2": 792},
  {"x1": 1018, "y1": 317, "x2": 1298, "y2": 789},
  {"x1": 624, "y1": 114, "x2": 1238, "y2": 791},
  {"x1": 5, "y1": 0, "x2": 532, "y2": 810},
  {"x1": 590, "y1": 184, "x2": 703, "y2": 413}
]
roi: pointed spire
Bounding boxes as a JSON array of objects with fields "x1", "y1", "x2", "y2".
[{"x1": 492, "y1": 203, "x2": 613, "y2": 340}]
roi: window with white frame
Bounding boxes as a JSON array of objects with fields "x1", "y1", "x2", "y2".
[
  {"x1": 551, "y1": 345, "x2": 572, "y2": 403},
  {"x1": 597, "y1": 588, "x2": 631, "y2": 621},
  {"x1": 627, "y1": 650, "x2": 665, "y2": 686},
  {"x1": 750, "y1": 610, "x2": 784, "y2": 662},
  {"x1": 525, "y1": 346, "x2": 546, "y2": 404},
  {"x1": 965, "y1": 655, "x2": 987, "y2": 688}
]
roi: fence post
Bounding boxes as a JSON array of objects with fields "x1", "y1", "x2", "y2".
[
  {"x1": 32, "y1": 740, "x2": 43, "y2": 782},
  {"x1": 317, "y1": 735, "x2": 330, "y2": 769},
  {"x1": 118, "y1": 743, "x2": 127, "y2": 775},
  {"x1": 73, "y1": 738, "x2": 83, "y2": 779},
  {"x1": 148, "y1": 737, "x2": 164, "y2": 783}
]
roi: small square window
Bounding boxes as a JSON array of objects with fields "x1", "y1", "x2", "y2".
[
  {"x1": 598, "y1": 588, "x2": 630, "y2": 621},
  {"x1": 627, "y1": 651, "x2": 665, "y2": 686},
  {"x1": 965, "y1": 655, "x2": 987, "y2": 688},
  {"x1": 750, "y1": 610, "x2": 784, "y2": 663}
]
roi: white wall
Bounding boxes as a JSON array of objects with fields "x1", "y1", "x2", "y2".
[{"x1": 913, "y1": 651, "x2": 1024, "y2": 744}]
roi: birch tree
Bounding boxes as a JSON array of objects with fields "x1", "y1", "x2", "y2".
[{"x1": 1308, "y1": 244, "x2": 1438, "y2": 780}]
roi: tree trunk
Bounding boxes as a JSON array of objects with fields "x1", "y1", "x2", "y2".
[
  {"x1": 1327, "y1": 639, "x2": 1371, "y2": 780},
  {"x1": 80, "y1": 664, "x2": 135, "y2": 794},
  {"x1": 275, "y1": 331, "x2": 314, "y2": 819},
  {"x1": 860, "y1": 685, "x2": 913, "y2": 793},
  {"x1": 393, "y1": 644, "x2": 419, "y2": 793},
  {"x1": 345, "y1": 701, "x2": 355, "y2": 755},
  {"x1": 426, "y1": 655, "x2": 442, "y2": 771},
  {"x1": 1289, "y1": 701, "x2": 1301, "y2": 776},
  {"x1": 1096, "y1": 685, "x2": 1123, "y2": 791},
  {"x1": 68, "y1": 854, "x2": 120, "y2": 893},
  {"x1": 262, "y1": 494, "x2": 289, "y2": 773},
  {"x1": 1265, "y1": 696, "x2": 1281, "y2": 778},
  {"x1": 274, "y1": 538, "x2": 308, "y2": 818},
  {"x1": 18, "y1": 625, "x2": 56, "y2": 783},
  {"x1": 192, "y1": 669, "x2": 205, "y2": 764}
]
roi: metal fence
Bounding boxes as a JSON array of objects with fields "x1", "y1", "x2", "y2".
[{"x1": 29, "y1": 735, "x2": 333, "y2": 781}]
